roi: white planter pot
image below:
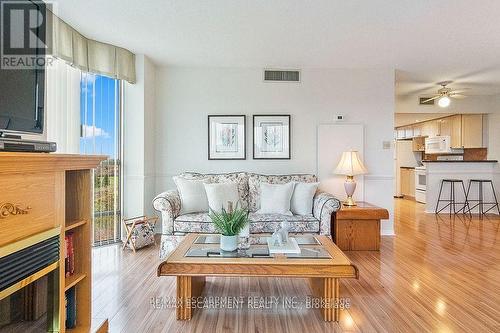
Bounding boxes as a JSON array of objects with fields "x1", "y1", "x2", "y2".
[{"x1": 220, "y1": 235, "x2": 238, "y2": 252}]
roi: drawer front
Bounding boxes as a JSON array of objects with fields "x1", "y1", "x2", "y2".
[{"x1": 0, "y1": 172, "x2": 60, "y2": 248}]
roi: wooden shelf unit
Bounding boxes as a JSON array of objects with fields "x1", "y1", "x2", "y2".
[
  {"x1": 0, "y1": 153, "x2": 107, "y2": 333},
  {"x1": 65, "y1": 219, "x2": 88, "y2": 232},
  {"x1": 63, "y1": 169, "x2": 93, "y2": 332}
]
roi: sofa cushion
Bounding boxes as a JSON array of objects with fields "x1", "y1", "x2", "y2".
[
  {"x1": 248, "y1": 173, "x2": 317, "y2": 212},
  {"x1": 257, "y1": 182, "x2": 295, "y2": 215},
  {"x1": 173, "y1": 176, "x2": 209, "y2": 214},
  {"x1": 291, "y1": 182, "x2": 320, "y2": 215},
  {"x1": 173, "y1": 212, "x2": 320, "y2": 234},
  {"x1": 204, "y1": 182, "x2": 240, "y2": 212},
  {"x1": 180, "y1": 172, "x2": 249, "y2": 208}
]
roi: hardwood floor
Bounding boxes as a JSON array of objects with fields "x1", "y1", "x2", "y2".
[{"x1": 91, "y1": 199, "x2": 500, "y2": 332}]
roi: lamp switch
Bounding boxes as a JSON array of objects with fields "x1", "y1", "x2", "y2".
[{"x1": 382, "y1": 141, "x2": 391, "y2": 149}]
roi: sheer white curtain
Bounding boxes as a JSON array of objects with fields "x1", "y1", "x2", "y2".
[{"x1": 45, "y1": 58, "x2": 81, "y2": 153}]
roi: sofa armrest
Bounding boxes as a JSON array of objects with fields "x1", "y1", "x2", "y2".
[
  {"x1": 152, "y1": 190, "x2": 182, "y2": 235},
  {"x1": 313, "y1": 191, "x2": 341, "y2": 236}
]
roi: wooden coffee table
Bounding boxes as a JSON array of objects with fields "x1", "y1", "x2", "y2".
[{"x1": 157, "y1": 234, "x2": 358, "y2": 322}]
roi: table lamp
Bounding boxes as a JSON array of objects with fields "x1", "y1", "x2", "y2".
[{"x1": 334, "y1": 151, "x2": 367, "y2": 206}]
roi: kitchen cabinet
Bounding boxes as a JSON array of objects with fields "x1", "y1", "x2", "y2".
[
  {"x1": 461, "y1": 114, "x2": 483, "y2": 148},
  {"x1": 412, "y1": 136, "x2": 425, "y2": 151},
  {"x1": 412, "y1": 124, "x2": 422, "y2": 137},
  {"x1": 439, "y1": 115, "x2": 462, "y2": 148},
  {"x1": 400, "y1": 168, "x2": 415, "y2": 198},
  {"x1": 396, "y1": 128, "x2": 406, "y2": 139},
  {"x1": 404, "y1": 127, "x2": 414, "y2": 138},
  {"x1": 421, "y1": 121, "x2": 439, "y2": 137}
]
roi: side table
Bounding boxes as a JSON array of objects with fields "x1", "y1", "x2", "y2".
[{"x1": 332, "y1": 202, "x2": 389, "y2": 250}]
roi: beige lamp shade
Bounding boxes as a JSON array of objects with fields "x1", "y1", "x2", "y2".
[{"x1": 334, "y1": 151, "x2": 368, "y2": 176}]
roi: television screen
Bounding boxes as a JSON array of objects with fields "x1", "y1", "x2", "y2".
[{"x1": 0, "y1": 67, "x2": 44, "y2": 135}]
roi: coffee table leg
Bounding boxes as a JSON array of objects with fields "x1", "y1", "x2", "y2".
[
  {"x1": 176, "y1": 276, "x2": 206, "y2": 320},
  {"x1": 309, "y1": 277, "x2": 340, "y2": 322}
]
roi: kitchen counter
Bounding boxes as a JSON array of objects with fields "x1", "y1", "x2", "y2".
[
  {"x1": 400, "y1": 166, "x2": 416, "y2": 169},
  {"x1": 422, "y1": 160, "x2": 498, "y2": 163},
  {"x1": 422, "y1": 161, "x2": 500, "y2": 214}
]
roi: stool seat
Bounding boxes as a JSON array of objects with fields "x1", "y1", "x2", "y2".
[
  {"x1": 442, "y1": 179, "x2": 463, "y2": 182},
  {"x1": 469, "y1": 179, "x2": 493, "y2": 183}
]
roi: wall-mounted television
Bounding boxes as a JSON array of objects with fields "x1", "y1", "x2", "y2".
[{"x1": 0, "y1": 67, "x2": 45, "y2": 135}]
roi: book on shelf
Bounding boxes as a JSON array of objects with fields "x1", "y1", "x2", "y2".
[
  {"x1": 65, "y1": 233, "x2": 75, "y2": 277},
  {"x1": 65, "y1": 287, "x2": 77, "y2": 329}
]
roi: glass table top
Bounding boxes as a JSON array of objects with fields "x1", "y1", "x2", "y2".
[{"x1": 185, "y1": 235, "x2": 332, "y2": 259}]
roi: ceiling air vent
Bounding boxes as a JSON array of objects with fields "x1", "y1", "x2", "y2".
[
  {"x1": 419, "y1": 97, "x2": 435, "y2": 105},
  {"x1": 264, "y1": 69, "x2": 300, "y2": 82}
]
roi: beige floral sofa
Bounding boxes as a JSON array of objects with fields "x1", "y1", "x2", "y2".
[{"x1": 153, "y1": 172, "x2": 341, "y2": 237}]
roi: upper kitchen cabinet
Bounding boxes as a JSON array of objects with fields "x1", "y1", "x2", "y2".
[
  {"x1": 421, "y1": 120, "x2": 439, "y2": 137},
  {"x1": 439, "y1": 115, "x2": 462, "y2": 148},
  {"x1": 461, "y1": 114, "x2": 483, "y2": 148}
]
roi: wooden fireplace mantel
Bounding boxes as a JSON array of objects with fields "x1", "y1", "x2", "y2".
[
  {"x1": 0, "y1": 152, "x2": 106, "y2": 173},
  {"x1": 0, "y1": 152, "x2": 108, "y2": 333}
]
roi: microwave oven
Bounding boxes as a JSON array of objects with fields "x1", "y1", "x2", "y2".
[{"x1": 425, "y1": 136, "x2": 452, "y2": 154}]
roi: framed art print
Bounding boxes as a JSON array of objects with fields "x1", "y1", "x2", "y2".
[
  {"x1": 253, "y1": 115, "x2": 291, "y2": 159},
  {"x1": 208, "y1": 115, "x2": 246, "y2": 160}
]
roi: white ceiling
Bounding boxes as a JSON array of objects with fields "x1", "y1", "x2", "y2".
[{"x1": 52, "y1": 0, "x2": 500, "y2": 95}]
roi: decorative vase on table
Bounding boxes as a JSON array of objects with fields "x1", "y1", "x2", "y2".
[
  {"x1": 208, "y1": 201, "x2": 250, "y2": 252},
  {"x1": 220, "y1": 235, "x2": 239, "y2": 252}
]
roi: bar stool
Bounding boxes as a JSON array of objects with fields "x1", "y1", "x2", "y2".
[
  {"x1": 435, "y1": 179, "x2": 469, "y2": 215},
  {"x1": 464, "y1": 179, "x2": 500, "y2": 215}
]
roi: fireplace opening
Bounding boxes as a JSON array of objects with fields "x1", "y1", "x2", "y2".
[
  {"x1": 0, "y1": 232, "x2": 60, "y2": 332},
  {"x1": 0, "y1": 274, "x2": 54, "y2": 332}
]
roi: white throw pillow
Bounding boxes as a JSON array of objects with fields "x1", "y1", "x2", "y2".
[
  {"x1": 257, "y1": 182, "x2": 295, "y2": 215},
  {"x1": 204, "y1": 183, "x2": 240, "y2": 213},
  {"x1": 291, "y1": 182, "x2": 319, "y2": 215},
  {"x1": 173, "y1": 176, "x2": 209, "y2": 214}
]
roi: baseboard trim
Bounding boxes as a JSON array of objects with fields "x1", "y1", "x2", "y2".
[{"x1": 381, "y1": 229, "x2": 395, "y2": 236}]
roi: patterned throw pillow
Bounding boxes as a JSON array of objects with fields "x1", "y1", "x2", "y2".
[{"x1": 248, "y1": 173, "x2": 317, "y2": 212}]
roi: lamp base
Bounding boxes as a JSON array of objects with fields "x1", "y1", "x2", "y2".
[
  {"x1": 343, "y1": 175, "x2": 357, "y2": 206},
  {"x1": 343, "y1": 196, "x2": 357, "y2": 206}
]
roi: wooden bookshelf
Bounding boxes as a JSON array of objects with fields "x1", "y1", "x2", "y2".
[
  {"x1": 63, "y1": 169, "x2": 97, "y2": 332},
  {"x1": 0, "y1": 153, "x2": 108, "y2": 333}
]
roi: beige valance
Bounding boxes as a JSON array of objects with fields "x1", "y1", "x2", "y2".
[{"x1": 48, "y1": 10, "x2": 136, "y2": 83}]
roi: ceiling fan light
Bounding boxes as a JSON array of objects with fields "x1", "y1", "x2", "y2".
[{"x1": 438, "y1": 96, "x2": 451, "y2": 108}]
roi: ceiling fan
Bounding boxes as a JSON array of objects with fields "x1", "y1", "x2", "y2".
[{"x1": 422, "y1": 81, "x2": 469, "y2": 107}]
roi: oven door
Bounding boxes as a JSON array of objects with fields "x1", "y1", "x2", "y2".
[{"x1": 415, "y1": 171, "x2": 426, "y2": 191}]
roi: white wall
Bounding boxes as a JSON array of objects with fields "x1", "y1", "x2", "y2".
[
  {"x1": 154, "y1": 67, "x2": 395, "y2": 235},
  {"x1": 488, "y1": 95, "x2": 500, "y2": 161},
  {"x1": 123, "y1": 54, "x2": 157, "y2": 222}
]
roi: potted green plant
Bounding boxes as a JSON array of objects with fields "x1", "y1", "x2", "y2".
[{"x1": 208, "y1": 202, "x2": 250, "y2": 252}]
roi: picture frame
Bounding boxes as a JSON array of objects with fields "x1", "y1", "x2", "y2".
[
  {"x1": 253, "y1": 114, "x2": 291, "y2": 159},
  {"x1": 208, "y1": 115, "x2": 246, "y2": 160}
]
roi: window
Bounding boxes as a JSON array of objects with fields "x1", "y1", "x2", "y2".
[{"x1": 80, "y1": 73, "x2": 122, "y2": 246}]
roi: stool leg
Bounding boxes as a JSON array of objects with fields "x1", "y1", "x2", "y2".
[
  {"x1": 461, "y1": 181, "x2": 470, "y2": 216},
  {"x1": 449, "y1": 182, "x2": 454, "y2": 216},
  {"x1": 479, "y1": 181, "x2": 484, "y2": 216},
  {"x1": 489, "y1": 181, "x2": 500, "y2": 215},
  {"x1": 435, "y1": 180, "x2": 445, "y2": 214},
  {"x1": 464, "y1": 180, "x2": 472, "y2": 216}
]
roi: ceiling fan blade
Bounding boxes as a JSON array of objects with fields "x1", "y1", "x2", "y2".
[
  {"x1": 450, "y1": 93, "x2": 467, "y2": 99},
  {"x1": 421, "y1": 95, "x2": 441, "y2": 103}
]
